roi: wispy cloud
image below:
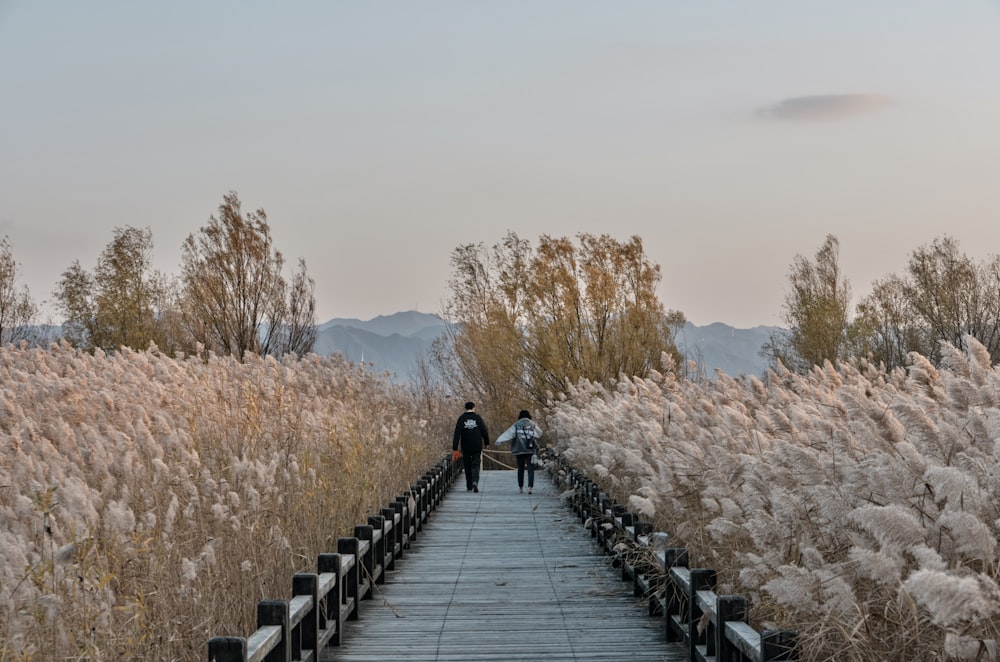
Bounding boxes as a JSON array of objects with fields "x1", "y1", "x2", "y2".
[{"x1": 758, "y1": 94, "x2": 891, "y2": 121}]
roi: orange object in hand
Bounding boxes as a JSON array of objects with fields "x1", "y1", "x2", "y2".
[{"x1": 451, "y1": 449, "x2": 462, "y2": 463}]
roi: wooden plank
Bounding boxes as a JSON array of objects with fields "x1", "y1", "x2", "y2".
[{"x1": 323, "y1": 470, "x2": 686, "y2": 661}]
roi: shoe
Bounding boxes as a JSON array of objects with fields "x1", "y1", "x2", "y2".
[
  {"x1": 519, "y1": 487, "x2": 523, "y2": 493},
  {"x1": 467, "y1": 487, "x2": 472, "y2": 491},
  {"x1": 473, "y1": 483, "x2": 479, "y2": 493},
  {"x1": 528, "y1": 487, "x2": 533, "y2": 494}
]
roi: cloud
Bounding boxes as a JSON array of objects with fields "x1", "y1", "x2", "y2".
[{"x1": 758, "y1": 94, "x2": 891, "y2": 121}]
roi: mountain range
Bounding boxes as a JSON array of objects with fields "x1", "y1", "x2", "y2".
[{"x1": 314, "y1": 311, "x2": 778, "y2": 381}]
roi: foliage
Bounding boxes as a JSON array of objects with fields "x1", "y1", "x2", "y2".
[
  {"x1": 179, "y1": 192, "x2": 316, "y2": 359},
  {"x1": 762, "y1": 235, "x2": 851, "y2": 372},
  {"x1": 853, "y1": 236, "x2": 1000, "y2": 370},
  {"x1": 775, "y1": 234, "x2": 1000, "y2": 374},
  {"x1": 0, "y1": 343, "x2": 444, "y2": 661},
  {"x1": 434, "y1": 231, "x2": 683, "y2": 424},
  {"x1": 550, "y1": 338, "x2": 1000, "y2": 661},
  {"x1": 53, "y1": 226, "x2": 175, "y2": 353},
  {"x1": 0, "y1": 236, "x2": 37, "y2": 346}
]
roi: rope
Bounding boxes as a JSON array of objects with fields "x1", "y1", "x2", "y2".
[{"x1": 481, "y1": 448, "x2": 518, "y2": 470}]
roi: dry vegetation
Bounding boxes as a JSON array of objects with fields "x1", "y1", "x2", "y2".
[
  {"x1": 0, "y1": 342, "x2": 447, "y2": 661},
  {"x1": 549, "y1": 338, "x2": 1000, "y2": 661}
]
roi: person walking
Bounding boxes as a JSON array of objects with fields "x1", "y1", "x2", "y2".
[
  {"x1": 496, "y1": 410, "x2": 542, "y2": 494},
  {"x1": 453, "y1": 401, "x2": 490, "y2": 492}
]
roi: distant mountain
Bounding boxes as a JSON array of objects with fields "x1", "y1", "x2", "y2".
[
  {"x1": 317, "y1": 311, "x2": 447, "y2": 339},
  {"x1": 312, "y1": 311, "x2": 447, "y2": 379},
  {"x1": 674, "y1": 321, "x2": 777, "y2": 378},
  {"x1": 312, "y1": 311, "x2": 778, "y2": 380}
]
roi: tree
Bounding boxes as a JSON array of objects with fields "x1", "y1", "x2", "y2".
[
  {"x1": 179, "y1": 192, "x2": 316, "y2": 358},
  {"x1": 435, "y1": 231, "x2": 683, "y2": 419},
  {"x1": 850, "y1": 275, "x2": 923, "y2": 371},
  {"x1": 53, "y1": 227, "x2": 172, "y2": 352},
  {"x1": 902, "y1": 236, "x2": 1000, "y2": 364},
  {"x1": 763, "y1": 235, "x2": 852, "y2": 372},
  {"x1": 433, "y1": 234, "x2": 531, "y2": 416},
  {"x1": 0, "y1": 237, "x2": 38, "y2": 345}
]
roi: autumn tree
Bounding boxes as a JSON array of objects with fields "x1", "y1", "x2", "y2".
[
  {"x1": 902, "y1": 236, "x2": 1000, "y2": 364},
  {"x1": 849, "y1": 274, "x2": 923, "y2": 370},
  {"x1": 179, "y1": 192, "x2": 316, "y2": 358},
  {"x1": 853, "y1": 236, "x2": 1000, "y2": 369},
  {"x1": 435, "y1": 231, "x2": 683, "y2": 420},
  {"x1": 434, "y1": 233, "x2": 532, "y2": 418},
  {"x1": 0, "y1": 237, "x2": 38, "y2": 345},
  {"x1": 53, "y1": 226, "x2": 174, "y2": 352},
  {"x1": 763, "y1": 234, "x2": 852, "y2": 372}
]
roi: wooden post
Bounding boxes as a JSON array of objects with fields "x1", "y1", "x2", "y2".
[
  {"x1": 337, "y1": 537, "x2": 361, "y2": 620},
  {"x1": 367, "y1": 516, "x2": 386, "y2": 583},
  {"x1": 354, "y1": 524, "x2": 375, "y2": 597},
  {"x1": 664, "y1": 549, "x2": 689, "y2": 643},
  {"x1": 208, "y1": 636, "x2": 246, "y2": 661},
  {"x1": 397, "y1": 494, "x2": 414, "y2": 545},
  {"x1": 292, "y1": 573, "x2": 319, "y2": 658},
  {"x1": 686, "y1": 569, "x2": 717, "y2": 659},
  {"x1": 389, "y1": 501, "x2": 405, "y2": 559},
  {"x1": 318, "y1": 553, "x2": 345, "y2": 645},
  {"x1": 761, "y1": 629, "x2": 799, "y2": 661},
  {"x1": 633, "y1": 521, "x2": 654, "y2": 601},
  {"x1": 415, "y1": 480, "x2": 428, "y2": 531},
  {"x1": 257, "y1": 600, "x2": 290, "y2": 662},
  {"x1": 382, "y1": 507, "x2": 398, "y2": 569},
  {"x1": 714, "y1": 595, "x2": 748, "y2": 662},
  {"x1": 618, "y1": 512, "x2": 636, "y2": 579}
]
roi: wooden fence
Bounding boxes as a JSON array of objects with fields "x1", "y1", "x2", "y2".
[
  {"x1": 207, "y1": 456, "x2": 459, "y2": 662},
  {"x1": 549, "y1": 452, "x2": 800, "y2": 662}
]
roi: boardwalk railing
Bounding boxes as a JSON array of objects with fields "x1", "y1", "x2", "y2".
[
  {"x1": 207, "y1": 456, "x2": 460, "y2": 662},
  {"x1": 548, "y1": 451, "x2": 799, "y2": 662}
]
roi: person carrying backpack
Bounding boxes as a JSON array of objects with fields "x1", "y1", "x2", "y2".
[{"x1": 495, "y1": 409, "x2": 542, "y2": 494}]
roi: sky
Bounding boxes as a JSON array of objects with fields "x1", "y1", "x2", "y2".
[{"x1": 2, "y1": 2, "x2": 999, "y2": 329}]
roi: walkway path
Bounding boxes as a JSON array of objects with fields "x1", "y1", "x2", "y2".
[{"x1": 323, "y1": 468, "x2": 685, "y2": 661}]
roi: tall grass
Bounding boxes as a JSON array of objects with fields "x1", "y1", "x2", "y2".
[
  {"x1": 0, "y1": 342, "x2": 446, "y2": 661},
  {"x1": 549, "y1": 338, "x2": 1000, "y2": 661}
]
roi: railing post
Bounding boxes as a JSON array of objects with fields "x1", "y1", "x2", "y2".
[
  {"x1": 664, "y1": 548, "x2": 689, "y2": 643},
  {"x1": 618, "y1": 512, "x2": 636, "y2": 579},
  {"x1": 415, "y1": 480, "x2": 428, "y2": 530},
  {"x1": 387, "y1": 503, "x2": 404, "y2": 564},
  {"x1": 397, "y1": 494, "x2": 414, "y2": 545},
  {"x1": 292, "y1": 573, "x2": 319, "y2": 658},
  {"x1": 318, "y1": 553, "x2": 345, "y2": 645},
  {"x1": 337, "y1": 537, "x2": 361, "y2": 620},
  {"x1": 367, "y1": 516, "x2": 386, "y2": 583},
  {"x1": 257, "y1": 600, "x2": 290, "y2": 662},
  {"x1": 762, "y1": 629, "x2": 799, "y2": 661},
  {"x1": 714, "y1": 595, "x2": 748, "y2": 662},
  {"x1": 686, "y1": 569, "x2": 717, "y2": 659},
  {"x1": 208, "y1": 636, "x2": 246, "y2": 661},
  {"x1": 354, "y1": 524, "x2": 375, "y2": 597},
  {"x1": 380, "y1": 507, "x2": 396, "y2": 565},
  {"x1": 633, "y1": 521, "x2": 654, "y2": 600},
  {"x1": 423, "y1": 473, "x2": 436, "y2": 510}
]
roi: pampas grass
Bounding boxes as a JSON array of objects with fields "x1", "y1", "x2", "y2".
[
  {"x1": 0, "y1": 342, "x2": 445, "y2": 661},
  {"x1": 548, "y1": 337, "x2": 1000, "y2": 660}
]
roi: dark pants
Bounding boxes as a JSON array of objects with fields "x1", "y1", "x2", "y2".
[
  {"x1": 463, "y1": 452, "x2": 482, "y2": 489},
  {"x1": 515, "y1": 454, "x2": 534, "y2": 488}
]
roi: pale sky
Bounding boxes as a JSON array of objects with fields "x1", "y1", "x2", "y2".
[{"x1": 2, "y1": 2, "x2": 999, "y2": 329}]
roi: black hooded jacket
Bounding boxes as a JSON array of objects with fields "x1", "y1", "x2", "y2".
[{"x1": 453, "y1": 411, "x2": 490, "y2": 455}]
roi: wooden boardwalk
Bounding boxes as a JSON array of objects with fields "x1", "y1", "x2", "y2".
[{"x1": 323, "y1": 469, "x2": 686, "y2": 662}]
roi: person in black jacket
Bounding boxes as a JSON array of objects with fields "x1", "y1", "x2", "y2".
[{"x1": 452, "y1": 401, "x2": 490, "y2": 492}]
